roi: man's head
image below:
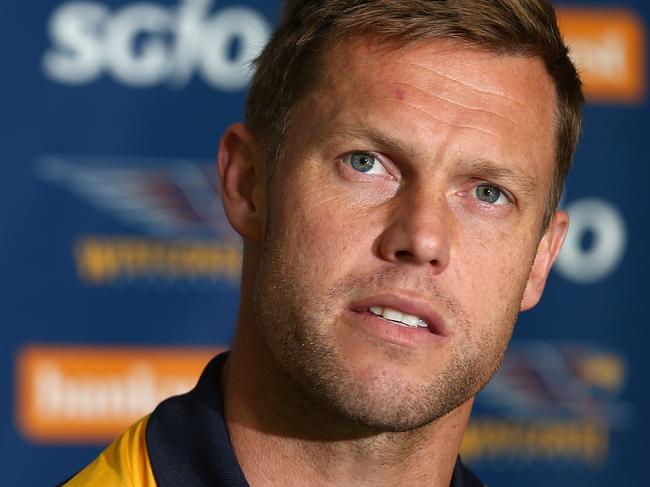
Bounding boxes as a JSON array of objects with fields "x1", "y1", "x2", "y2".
[{"x1": 218, "y1": 0, "x2": 583, "y2": 435}]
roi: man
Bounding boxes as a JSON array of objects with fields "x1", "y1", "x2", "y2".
[{"x1": 65, "y1": 0, "x2": 583, "y2": 485}]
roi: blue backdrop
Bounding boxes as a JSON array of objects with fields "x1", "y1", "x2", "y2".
[{"x1": 1, "y1": 1, "x2": 647, "y2": 485}]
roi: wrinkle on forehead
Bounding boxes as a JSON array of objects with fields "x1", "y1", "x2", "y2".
[
  {"x1": 406, "y1": 60, "x2": 527, "y2": 107},
  {"x1": 399, "y1": 100, "x2": 502, "y2": 139},
  {"x1": 332, "y1": 39, "x2": 555, "y2": 123},
  {"x1": 390, "y1": 81, "x2": 517, "y2": 129},
  {"x1": 341, "y1": 37, "x2": 551, "y2": 106}
]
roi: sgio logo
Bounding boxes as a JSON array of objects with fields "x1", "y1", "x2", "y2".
[{"x1": 42, "y1": 0, "x2": 271, "y2": 90}]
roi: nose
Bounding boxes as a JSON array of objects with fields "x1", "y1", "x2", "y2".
[{"x1": 377, "y1": 186, "x2": 450, "y2": 272}]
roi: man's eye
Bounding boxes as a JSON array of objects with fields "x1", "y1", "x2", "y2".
[
  {"x1": 474, "y1": 184, "x2": 509, "y2": 205},
  {"x1": 343, "y1": 152, "x2": 388, "y2": 175}
]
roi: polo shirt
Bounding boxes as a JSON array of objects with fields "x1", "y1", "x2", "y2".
[{"x1": 64, "y1": 353, "x2": 485, "y2": 486}]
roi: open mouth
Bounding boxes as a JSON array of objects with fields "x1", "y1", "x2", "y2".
[
  {"x1": 347, "y1": 296, "x2": 448, "y2": 347},
  {"x1": 350, "y1": 294, "x2": 448, "y2": 339},
  {"x1": 367, "y1": 306, "x2": 429, "y2": 329}
]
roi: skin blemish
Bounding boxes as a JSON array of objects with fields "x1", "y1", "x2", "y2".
[{"x1": 392, "y1": 88, "x2": 406, "y2": 101}]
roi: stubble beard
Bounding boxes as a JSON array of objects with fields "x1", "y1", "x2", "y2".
[{"x1": 252, "y1": 236, "x2": 519, "y2": 436}]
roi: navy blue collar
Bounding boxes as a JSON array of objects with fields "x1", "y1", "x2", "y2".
[{"x1": 147, "y1": 353, "x2": 484, "y2": 487}]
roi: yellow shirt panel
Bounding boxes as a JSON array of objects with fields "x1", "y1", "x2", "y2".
[{"x1": 65, "y1": 416, "x2": 156, "y2": 487}]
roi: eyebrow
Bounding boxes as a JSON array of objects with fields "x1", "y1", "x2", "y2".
[
  {"x1": 318, "y1": 126, "x2": 423, "y2": 160},
  {"x1": 320, "y1": 126, "x2": 539, "y2": 197},
  {"x1": 459, "y1": 158, "x2": 539, "y2": 198}
]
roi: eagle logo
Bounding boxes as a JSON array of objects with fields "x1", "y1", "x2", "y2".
[
  {"x1": 36, "y1": 155, "x2": 237, "y2": 239},
  {"x1": 476, "y1": 340, "x2": 632, "y2": 429}
]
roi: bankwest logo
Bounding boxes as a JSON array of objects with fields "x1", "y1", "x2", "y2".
[
  {"x1": 557, "y1": 8, "x2": 646, "y2": 103},
  {"x1": 16, "y1": 345, "x2": 223, "y2": 443}
]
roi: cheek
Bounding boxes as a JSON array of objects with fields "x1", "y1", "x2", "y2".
[
  {"x1": 270, "y1": 183, "x2": 369, "y2": 288},
  {"x1": 450, "y1": 217, "x2": 536, "y2": 317}
]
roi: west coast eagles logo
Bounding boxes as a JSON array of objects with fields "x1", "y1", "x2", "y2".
[
  {"x1": 36, "y1": 155, "x2": 241, "y2": 286},
  {"x1": 462, "y1": 340, "x2": 632, "y2": 468}
]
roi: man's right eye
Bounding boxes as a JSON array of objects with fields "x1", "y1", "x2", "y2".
[{"x1": 343, "y1": 152, "x2": 388, "y2": 175}]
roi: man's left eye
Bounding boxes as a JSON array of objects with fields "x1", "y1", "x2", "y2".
[
  {"x1": 474, "y1": 184, "x2": 509, "y2": 205},
  {"x1": 343, "y1": 152, "x2": 388, "y2": 175}
]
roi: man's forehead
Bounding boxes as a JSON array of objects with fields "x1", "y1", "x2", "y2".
[
  {"x1": 320, "y1": 36, "x2": 556, "y2": 114},
  {"x1": 304, "y1": 38, "x2": 553, "y2": 143}
]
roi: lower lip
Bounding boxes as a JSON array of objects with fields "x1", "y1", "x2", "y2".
[{"x1": 343, "y1": 309, "x2": 444, "y2": 348}]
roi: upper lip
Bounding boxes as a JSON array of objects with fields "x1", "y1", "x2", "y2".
[{"x1": 350, "y1": 293, "x2": 449, "y2": 337}]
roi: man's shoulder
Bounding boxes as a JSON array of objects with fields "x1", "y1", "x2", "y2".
[
  {"x1": 62, "y1": 415, "x2": 155, "y2": 487},
  {"x1": 145, "y1": 352, "x2": 250, "y2": 486}
]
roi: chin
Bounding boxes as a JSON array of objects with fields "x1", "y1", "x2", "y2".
[{"x1": 293, "y1": 357, "x2": 479, "y2": 434}]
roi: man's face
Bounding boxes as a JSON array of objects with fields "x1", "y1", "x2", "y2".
[{"x1": 252, "y1": 38, "x2": 558, "y2": 432}]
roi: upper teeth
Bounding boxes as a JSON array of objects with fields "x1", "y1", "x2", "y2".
[{"x1": 369, "y1": 307, "x2": 428, "y2": 328}]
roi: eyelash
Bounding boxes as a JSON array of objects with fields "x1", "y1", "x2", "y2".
[
  {"x1": 341, "y1": 151, "x2": 392, "y2": 176},
  {"x1": 473, "y1": 182, "x2": 514, "y2": 206}
]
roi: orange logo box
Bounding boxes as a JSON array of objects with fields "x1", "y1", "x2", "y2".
[
  {"x1": 16, "y1": 345, "x2": 224, "y2": 443},
  {"x1": 557, "y1": 8, "x2": 646, "y2": 103}
]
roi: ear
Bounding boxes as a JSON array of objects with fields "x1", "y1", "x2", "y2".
[
  {"x1": 520, "y1": 210, "x2": 569, "y2": 311},
  {"x1": 217, "y1": 123, "x2": 266, "y2": 242}
]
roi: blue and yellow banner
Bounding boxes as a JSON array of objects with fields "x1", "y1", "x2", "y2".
[{"x1": 0, "y1": 1, "x2": 647, "y2": 485}]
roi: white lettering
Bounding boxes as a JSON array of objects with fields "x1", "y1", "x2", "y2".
[
  {"x1": 199, "y1": 7, "x2": 270, "y2": 90},
  {"x1": 170, "y1": 0, "x2": 212, "y2": 87},
  {"x1": 567, "y1": 32, "x2": 627, "y2": 81},
  {"x1": 32, "y1": 361, "x2": 196, "y2": 421},
  {"x1": 42, "y1": 0, "x2": 271, "y2": 90},
  {"x1": 105, "y1": 3, "x2": 173, "y2": 86},
  {"x1": 555, "y1": 198, "x2": 627, "y2": 284},
  {"x1": 34, "y1": 362, "x2": 65, "y2": 419},
  {"x1": 42, "y1": 2, "x2": 108, "y2": 84}
]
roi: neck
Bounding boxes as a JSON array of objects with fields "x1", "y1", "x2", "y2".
[{"x1": 222, "y1": 303, "x2": 472, "y2": 486}]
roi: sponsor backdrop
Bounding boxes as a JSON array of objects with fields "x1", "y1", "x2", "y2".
[{"x1": 1, "y1": 0, "x2": 647, "y2": 485}]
